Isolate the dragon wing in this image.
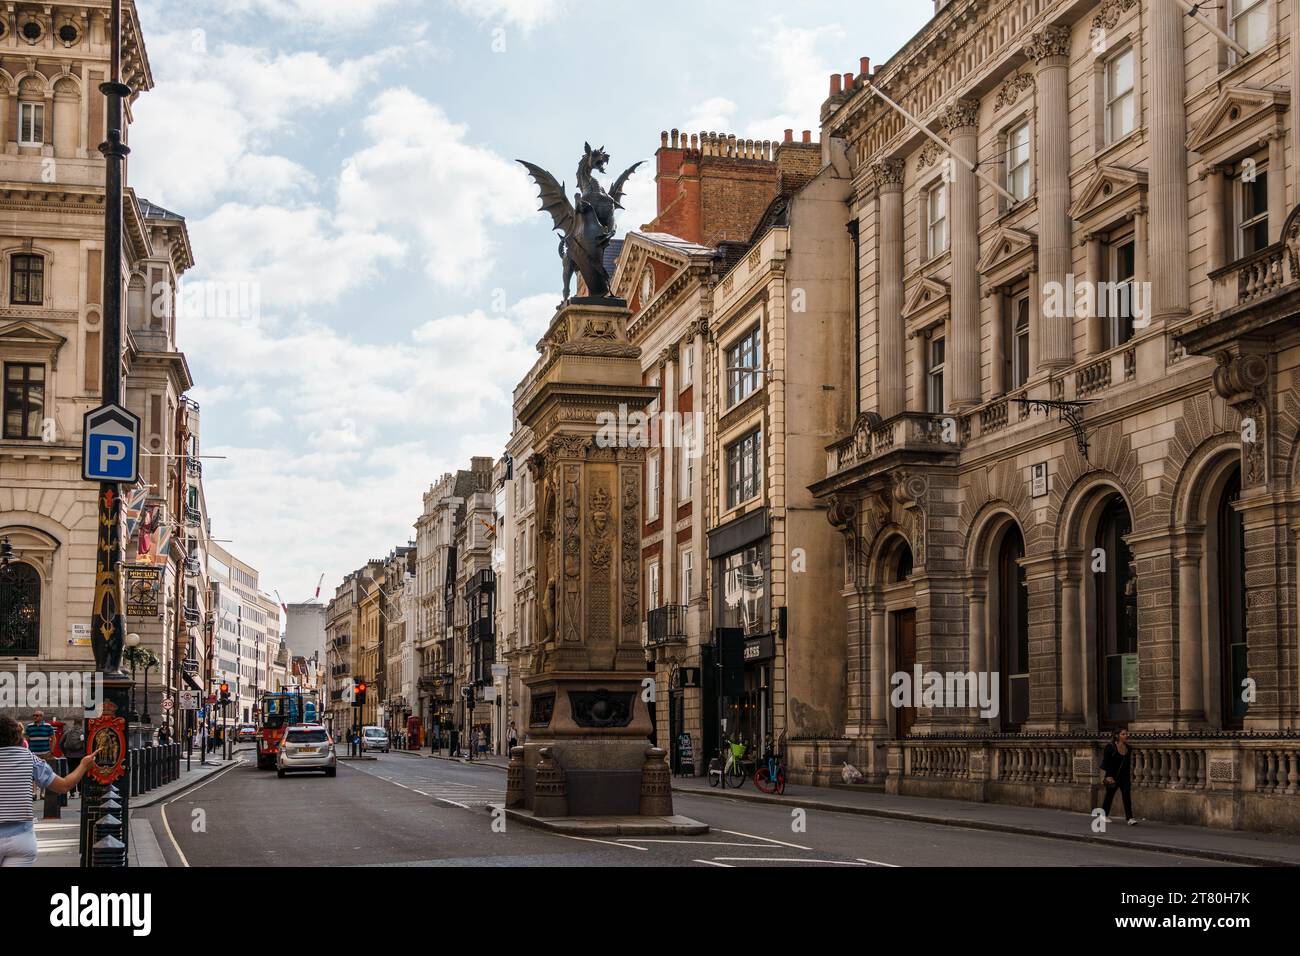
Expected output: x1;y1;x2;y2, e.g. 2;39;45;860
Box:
608;161;644;209
518;160;576;235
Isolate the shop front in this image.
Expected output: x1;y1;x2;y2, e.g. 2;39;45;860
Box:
709;509;774;757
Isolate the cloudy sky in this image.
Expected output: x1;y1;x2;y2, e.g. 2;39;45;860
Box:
129;0;931;606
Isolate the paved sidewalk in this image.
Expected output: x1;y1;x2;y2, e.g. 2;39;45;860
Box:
671;775;1300;866
33;753;239;867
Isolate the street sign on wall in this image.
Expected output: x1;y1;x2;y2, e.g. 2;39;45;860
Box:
82;403;141;483
179;691;199;711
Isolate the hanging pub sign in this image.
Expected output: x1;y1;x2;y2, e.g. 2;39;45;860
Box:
86;714;126;785
125;564;163;617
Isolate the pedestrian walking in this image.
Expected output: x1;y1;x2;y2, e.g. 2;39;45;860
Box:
449;726;460;758
158;724;172;747
0;715;99;866
1099;728;1138;826
477;727;487;756
507;721;518;752
59;720;86;799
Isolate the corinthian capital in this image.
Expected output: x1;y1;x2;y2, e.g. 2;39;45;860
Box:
940;97;980;134
1022;24;1071;64
871;158;905;190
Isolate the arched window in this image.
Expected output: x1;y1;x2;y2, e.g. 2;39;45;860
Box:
893;540;913;582
1217;468;1248;728
0;560;41;656
1095;495;1137;727
996;525;1029;730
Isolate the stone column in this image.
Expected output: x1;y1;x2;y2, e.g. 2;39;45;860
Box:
942;98;982;409
967;582;987;730
1149;0;1190;322
870;606;887;727
1133;209;1148;289
1085;235;1104;354
1058;566;1083;726
1023;25;1073;370
1175;537;1206;726
989;289;1007;396
1268;134;1286;243
911;328;930;410
875;159;906;419
1204;166;1227;273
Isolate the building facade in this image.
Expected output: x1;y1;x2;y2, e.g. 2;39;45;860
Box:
803;0;1300;830
0;2;214;730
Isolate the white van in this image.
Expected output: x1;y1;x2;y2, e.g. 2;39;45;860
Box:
361;725;389;753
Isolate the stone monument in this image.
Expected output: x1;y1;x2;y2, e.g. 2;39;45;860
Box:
509;145;698;830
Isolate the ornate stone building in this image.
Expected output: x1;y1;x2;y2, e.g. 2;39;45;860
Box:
0;3;210;729
806;0;1300;830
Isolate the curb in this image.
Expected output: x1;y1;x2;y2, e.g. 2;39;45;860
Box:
504;807;709;836
671;784;1297;867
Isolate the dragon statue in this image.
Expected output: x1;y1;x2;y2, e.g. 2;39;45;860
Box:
518;143;642;301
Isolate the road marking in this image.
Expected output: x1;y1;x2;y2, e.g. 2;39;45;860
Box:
695;859;734;867
717;828;812;850
158;757;244;868
855;857;901;867
557;834;649;851
617;839;771;847
711;857;871;865
436;798;471;809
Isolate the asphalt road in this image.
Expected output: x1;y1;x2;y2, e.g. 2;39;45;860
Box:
143;747;1236;868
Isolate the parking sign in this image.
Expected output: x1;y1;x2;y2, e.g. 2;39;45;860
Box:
82;403;141;483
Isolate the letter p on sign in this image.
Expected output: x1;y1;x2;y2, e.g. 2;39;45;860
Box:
82;403;140;484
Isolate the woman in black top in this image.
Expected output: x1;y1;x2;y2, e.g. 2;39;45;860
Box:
1100;728;1138;825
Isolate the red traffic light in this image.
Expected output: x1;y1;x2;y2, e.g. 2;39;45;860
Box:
356;681;367;694
219;681;229;695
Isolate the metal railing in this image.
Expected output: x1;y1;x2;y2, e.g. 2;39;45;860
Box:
647;604;688;646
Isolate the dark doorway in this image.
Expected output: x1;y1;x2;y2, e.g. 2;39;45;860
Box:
1095;495;1138;727
894;609;917;738
997;526;1029;730
1217;468;1248;729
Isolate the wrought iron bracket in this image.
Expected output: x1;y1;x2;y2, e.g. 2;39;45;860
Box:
1013;397;1095;458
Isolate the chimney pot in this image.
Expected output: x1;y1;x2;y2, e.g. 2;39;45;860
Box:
829;73;842;95
860;57;871;77
660;130;669;147
784;128;794;142
802;130;812;144
671;128;679;147
844;72;854;90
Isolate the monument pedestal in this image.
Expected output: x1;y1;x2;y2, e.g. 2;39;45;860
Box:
508;298;701;831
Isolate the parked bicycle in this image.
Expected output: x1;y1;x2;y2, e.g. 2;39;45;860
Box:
707;737;752;789
754;757;786;794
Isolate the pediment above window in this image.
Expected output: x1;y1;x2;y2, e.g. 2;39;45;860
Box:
1070;164;1147;234
0;319;65;367
902;275;949;326
977;225;1036;288
1187;86;1289;160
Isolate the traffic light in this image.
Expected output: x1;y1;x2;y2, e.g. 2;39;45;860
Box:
219;681;230;703
353;679;367;708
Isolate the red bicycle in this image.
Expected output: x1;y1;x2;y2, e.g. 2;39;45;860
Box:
754;759;786;794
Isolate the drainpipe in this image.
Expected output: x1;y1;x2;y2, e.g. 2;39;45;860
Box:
846;218;862;413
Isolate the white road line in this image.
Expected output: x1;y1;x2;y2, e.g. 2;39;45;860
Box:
717;828;812;850
556;834;649;850
158;758;243;868
617;839;772;847
695;859;734;867
855;857;901;867
711;857;871;865
436;798;471;809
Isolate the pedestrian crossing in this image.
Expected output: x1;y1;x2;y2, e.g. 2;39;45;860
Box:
410;781;506;809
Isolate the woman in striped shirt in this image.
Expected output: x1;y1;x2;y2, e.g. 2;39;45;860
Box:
0;715;98;866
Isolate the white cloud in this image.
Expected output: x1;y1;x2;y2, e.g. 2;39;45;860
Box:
131;35;415;210
187;293;553;598
337;87;540;291
187;203;405;311
741;20;847;140
682;96;739;136
616;166;656;237
145;0;406;32
448;0;563;31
